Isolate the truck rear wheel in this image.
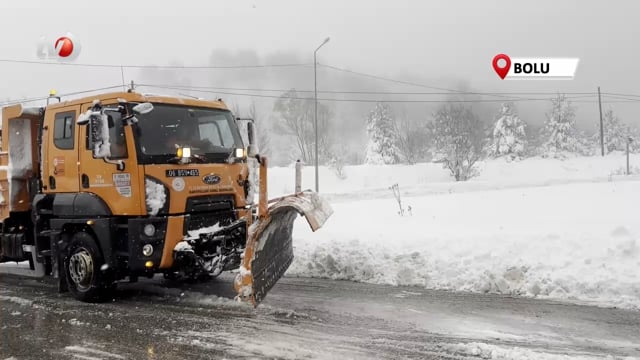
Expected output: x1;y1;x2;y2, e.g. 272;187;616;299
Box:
65;232;113;302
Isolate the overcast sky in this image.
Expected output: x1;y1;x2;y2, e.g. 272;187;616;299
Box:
1;0;639;131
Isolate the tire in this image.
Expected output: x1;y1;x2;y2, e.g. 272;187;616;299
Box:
65;231;114;302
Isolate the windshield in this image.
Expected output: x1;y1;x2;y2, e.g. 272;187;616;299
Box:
133;103;243;164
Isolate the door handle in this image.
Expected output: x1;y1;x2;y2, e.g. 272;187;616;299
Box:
48;176;56;190
81;174;89;189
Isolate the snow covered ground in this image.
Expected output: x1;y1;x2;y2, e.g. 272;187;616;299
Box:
272;153;640;309
269;152;640;199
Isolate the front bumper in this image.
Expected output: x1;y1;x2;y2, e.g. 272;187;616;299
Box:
127;208;241;273
127;217;167;272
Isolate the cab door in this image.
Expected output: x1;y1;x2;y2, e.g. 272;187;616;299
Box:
44;106;81;193
77;102;144;216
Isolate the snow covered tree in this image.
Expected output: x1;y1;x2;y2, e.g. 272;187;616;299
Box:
602;108;628;153
396;110;432;164
364;102;402;165
232;101;272;157
247;101;271;157
491;102;527;160
273;89;332;163
432;104;485;181
541;94;578;157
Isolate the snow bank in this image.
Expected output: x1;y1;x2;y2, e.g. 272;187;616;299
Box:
281;155;640;309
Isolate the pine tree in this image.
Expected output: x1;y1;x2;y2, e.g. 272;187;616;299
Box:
603;108;627;153
541;94;578;157
491;102;527;160
364;103;402;165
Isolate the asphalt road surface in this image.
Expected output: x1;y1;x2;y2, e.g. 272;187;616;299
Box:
1;274;639;359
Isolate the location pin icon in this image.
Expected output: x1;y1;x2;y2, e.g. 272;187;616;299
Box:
492;54;511;80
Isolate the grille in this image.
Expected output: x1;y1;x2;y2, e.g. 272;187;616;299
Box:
186;195;234;213
184;195;236;234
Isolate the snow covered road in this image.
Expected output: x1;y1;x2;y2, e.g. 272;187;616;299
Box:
1;274;638;359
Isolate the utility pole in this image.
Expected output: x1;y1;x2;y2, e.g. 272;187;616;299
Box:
313;37;330;193
598;86;604;156
120;66;126;91
627;135;633;175
627;139;631;175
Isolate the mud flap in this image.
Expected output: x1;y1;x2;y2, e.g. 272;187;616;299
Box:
235;191;333;306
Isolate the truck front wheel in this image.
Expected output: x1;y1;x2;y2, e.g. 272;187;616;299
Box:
65;232;114;302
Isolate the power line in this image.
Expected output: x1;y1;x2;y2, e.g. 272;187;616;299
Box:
603;92;640;99
140;83;605;97
0;85;125;107
5;57;640;99
0;58;561;100
317;64;640;103
138;84;617;104
602;94;640;102
4;57;639;101
1;84;637;108
318;63;531;100
0;58;312;69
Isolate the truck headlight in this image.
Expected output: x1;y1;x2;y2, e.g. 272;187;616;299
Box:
235;148;246;159
142;244;154;257
143;224;156;237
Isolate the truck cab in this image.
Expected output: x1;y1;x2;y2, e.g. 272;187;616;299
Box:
0;92;256;301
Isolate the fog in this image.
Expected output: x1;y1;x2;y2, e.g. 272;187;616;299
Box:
1;0;638;163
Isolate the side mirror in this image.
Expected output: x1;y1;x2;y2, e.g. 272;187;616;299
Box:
89;113;111;159
77;112;91;125
133;102;153;115
246;121;259;157
121;102;153;125
247;144;258;158
77;99;103;126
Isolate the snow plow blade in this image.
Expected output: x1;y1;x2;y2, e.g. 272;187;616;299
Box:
234;190;333;306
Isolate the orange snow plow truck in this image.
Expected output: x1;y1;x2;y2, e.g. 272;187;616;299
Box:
0;91;332;306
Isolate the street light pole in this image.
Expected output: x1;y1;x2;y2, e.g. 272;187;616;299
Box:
314;37;330;193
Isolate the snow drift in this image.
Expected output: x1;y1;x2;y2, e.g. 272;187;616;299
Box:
271;154;640;309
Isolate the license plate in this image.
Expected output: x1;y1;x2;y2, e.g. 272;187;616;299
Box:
166;169;200;177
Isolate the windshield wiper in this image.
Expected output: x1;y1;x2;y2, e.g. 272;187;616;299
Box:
190;154;207;163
